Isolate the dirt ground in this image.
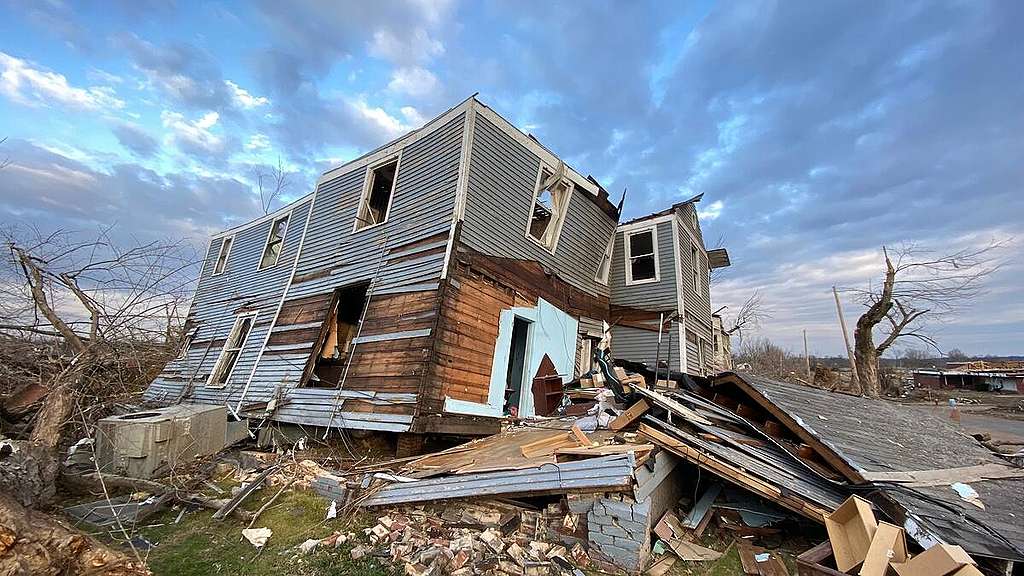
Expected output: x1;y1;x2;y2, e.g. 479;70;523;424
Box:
899;389;1024;446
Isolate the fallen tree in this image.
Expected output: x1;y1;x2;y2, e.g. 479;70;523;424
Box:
0;226;197;505
0;492;149;575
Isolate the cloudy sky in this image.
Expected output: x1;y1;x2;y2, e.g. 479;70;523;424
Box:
0;1;1020;356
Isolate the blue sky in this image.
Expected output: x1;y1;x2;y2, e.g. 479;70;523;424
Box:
0;0;1021;356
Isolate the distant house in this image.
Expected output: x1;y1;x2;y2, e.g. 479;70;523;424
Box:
144;96;728;439
914;361;1024;394
711;313;733;373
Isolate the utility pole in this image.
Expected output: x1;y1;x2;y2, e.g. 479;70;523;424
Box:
803;329;811;380
832;286;860;388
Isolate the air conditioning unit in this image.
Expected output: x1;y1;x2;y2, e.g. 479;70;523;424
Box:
94;404;247;479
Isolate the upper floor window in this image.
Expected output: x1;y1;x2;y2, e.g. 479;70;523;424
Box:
208;313;255;387
527;166;571;251
259;215;289;270
625;228;659;284
691;208;698;228
213;236;233;275
355;157;399;231
595;231;615;284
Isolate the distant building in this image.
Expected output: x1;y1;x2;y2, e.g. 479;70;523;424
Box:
913;361;1023;393
711;313;732;373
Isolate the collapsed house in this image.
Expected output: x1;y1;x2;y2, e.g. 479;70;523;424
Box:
143;96;728;440
914;362;1024;394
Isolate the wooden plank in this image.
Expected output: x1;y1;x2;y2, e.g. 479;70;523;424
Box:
633;387;713;426
520;431;575;458
570;424;593;446
609;399;650;431
555;443;655;456
861;463;1024;486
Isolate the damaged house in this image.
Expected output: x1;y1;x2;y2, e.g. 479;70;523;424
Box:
143;96;727;441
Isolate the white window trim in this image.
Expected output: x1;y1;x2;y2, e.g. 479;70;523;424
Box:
207;312;257;388
524;163;573;254
352;152;402;234
594;230;615;285
624;227;660;285
257;212;292;271
212;235;234;276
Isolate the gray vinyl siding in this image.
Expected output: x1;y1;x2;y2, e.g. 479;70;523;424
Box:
242;112;465;417
611;325;681;369
144;198;313;404
609;221;677;311
677;216;712;331
460;115;617;297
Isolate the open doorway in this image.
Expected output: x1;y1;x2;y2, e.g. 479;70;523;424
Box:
303;282;370;388
502;316;531;416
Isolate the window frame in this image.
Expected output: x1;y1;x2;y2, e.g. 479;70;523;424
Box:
524;164;573;253
353;153;402;233
176;328;197;360
624;227;660;285
212;235;234;276
206;312;257;388
594;230;616;285
257;214;291;271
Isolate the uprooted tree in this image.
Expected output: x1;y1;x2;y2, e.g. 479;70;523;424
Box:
846;241;1003;397
0;225;196;505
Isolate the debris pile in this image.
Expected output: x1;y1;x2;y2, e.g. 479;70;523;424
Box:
798;494;983;576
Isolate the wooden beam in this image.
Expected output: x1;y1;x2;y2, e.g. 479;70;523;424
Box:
609;399;650;431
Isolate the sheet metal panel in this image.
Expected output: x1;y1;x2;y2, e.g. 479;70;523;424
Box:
361;453;636;507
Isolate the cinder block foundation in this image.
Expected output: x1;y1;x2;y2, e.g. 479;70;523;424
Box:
578;451;683;573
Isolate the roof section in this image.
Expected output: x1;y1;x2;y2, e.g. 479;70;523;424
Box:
715;372;1024;561
210;95;619;240
619;193;703;227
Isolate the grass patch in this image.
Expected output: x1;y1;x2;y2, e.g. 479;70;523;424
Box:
137;489;388;576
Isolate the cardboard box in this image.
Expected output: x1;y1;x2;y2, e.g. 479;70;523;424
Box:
858;522;907;576
891;544;976;576
949;565;984;576
824;495;879;572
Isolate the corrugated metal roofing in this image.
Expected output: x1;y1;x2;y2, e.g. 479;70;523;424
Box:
361;452;636;507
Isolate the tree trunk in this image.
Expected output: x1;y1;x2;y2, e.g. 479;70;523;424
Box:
854;328;881;398
28;383;74;449
0;492;149;575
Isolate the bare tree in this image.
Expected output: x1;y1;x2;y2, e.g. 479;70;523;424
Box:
846;241;1004;397
253;155;290;214
722;290;772;345
1;225;198;451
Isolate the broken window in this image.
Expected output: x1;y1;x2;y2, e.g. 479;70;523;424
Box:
626;229;658;284
528;166;571;250
213;236;233;275
305;283;370;388
691;244;701;293
259;215;289;270
355;158;399;230
595;231;615;284
176;328;197;360
208;314;255;387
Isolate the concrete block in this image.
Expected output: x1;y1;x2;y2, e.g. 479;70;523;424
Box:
588;532;615;547
597;498;634;519
601;523;630;539
588;510;612;526
567;494;597;514
612;535;643;552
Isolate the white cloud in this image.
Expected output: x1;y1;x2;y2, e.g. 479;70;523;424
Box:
225;80;269;109
387;67;439;98
245;133;271;151
400;106;427;127
0;51;125;111
348;98;410;139
698;200;724;220
368;28;444;64
160;110;224;153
